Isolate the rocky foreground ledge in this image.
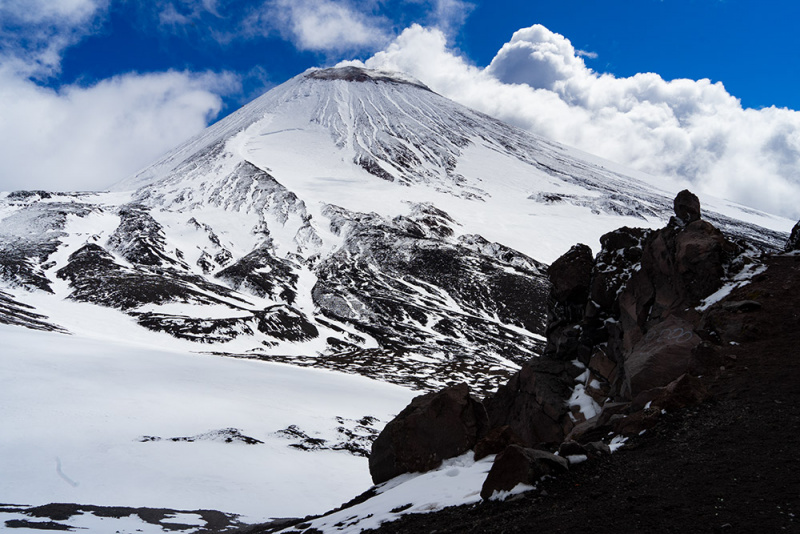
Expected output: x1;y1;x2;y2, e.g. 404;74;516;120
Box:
363;235;800;533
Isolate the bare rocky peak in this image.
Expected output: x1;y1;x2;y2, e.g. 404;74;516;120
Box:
305;66;432;92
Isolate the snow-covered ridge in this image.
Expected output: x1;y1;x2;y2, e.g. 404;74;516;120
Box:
1;66;792;395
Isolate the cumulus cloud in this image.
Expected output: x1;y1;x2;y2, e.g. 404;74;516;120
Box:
248;0;390;53
362;24;800;219
0;68;238;192
0;0;239;192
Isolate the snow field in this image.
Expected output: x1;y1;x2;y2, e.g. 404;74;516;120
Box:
0;325;415;523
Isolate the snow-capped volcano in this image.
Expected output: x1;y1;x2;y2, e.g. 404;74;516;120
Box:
1;65;797;530
0;66;792;394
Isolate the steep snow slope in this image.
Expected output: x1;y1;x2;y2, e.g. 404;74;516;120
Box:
0;66;793;395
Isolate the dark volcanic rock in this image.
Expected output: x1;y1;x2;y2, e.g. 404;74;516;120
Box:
473;425;525;461
673;189;701;224
622;315;701;397
631;373;710;413
107;204;184;267
547;243;594;305
255;305;318;341
0;289;67;333
479;445;568;500
544;243;595;361
56;243;251;311
369;383;489;484
786;220;800;252
483;359;575;448
215;247;299;304
312;204;549;395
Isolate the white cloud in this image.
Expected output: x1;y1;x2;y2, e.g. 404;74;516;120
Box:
362;24;800;219
427;0;474;35
0;0;239;193
249;0;390;53
0;0;109;77
156;0;221;27
0;68;238;192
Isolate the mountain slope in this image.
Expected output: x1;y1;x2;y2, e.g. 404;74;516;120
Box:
0;66;792;395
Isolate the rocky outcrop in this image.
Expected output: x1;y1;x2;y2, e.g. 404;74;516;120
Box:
483;359;576;448
369;383;489;484
673;189;701;224
786;220;800;252
546;191;743;401
479;445;568;500
370;191;760;500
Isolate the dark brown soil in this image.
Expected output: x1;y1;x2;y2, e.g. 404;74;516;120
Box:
365;253;800;533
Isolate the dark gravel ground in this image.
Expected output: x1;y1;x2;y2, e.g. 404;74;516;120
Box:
363;253;800;534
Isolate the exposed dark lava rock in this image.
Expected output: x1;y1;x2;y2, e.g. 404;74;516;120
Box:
306;66;433;93
3;503;243;533
56;243;249;311
215;247;298;304
622;314;701;397
479;445;568;500
473;425;525;461
0;289;67;333
255;305;318;341
369;383;489;484
547;243;594;305
360;191;774;532
363;253;800;534
107;203;184;267
786;219;800;252
311;204;549;394
483;359;575;448
673;188;701;224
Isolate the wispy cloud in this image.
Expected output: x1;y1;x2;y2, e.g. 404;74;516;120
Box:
0;0;109;77
427;0;474;36
577;49;598;59
248;0;391;53
362;24;800;219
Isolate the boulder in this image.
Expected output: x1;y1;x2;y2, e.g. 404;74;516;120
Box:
483;359;574;448
544;244;596;361
623;315;701;397
631;373;710;412
548;243;594;304
368;383;488;484
473;425;525;461
480;445;568;500
558;440;611;458
786;220;800;252
673;189;701;224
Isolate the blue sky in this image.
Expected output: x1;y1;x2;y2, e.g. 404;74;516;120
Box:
52;0;800;113
1;0;799;218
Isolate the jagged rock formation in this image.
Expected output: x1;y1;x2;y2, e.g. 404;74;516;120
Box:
787;220;800;252
369;383;489;484
369;190;763;496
